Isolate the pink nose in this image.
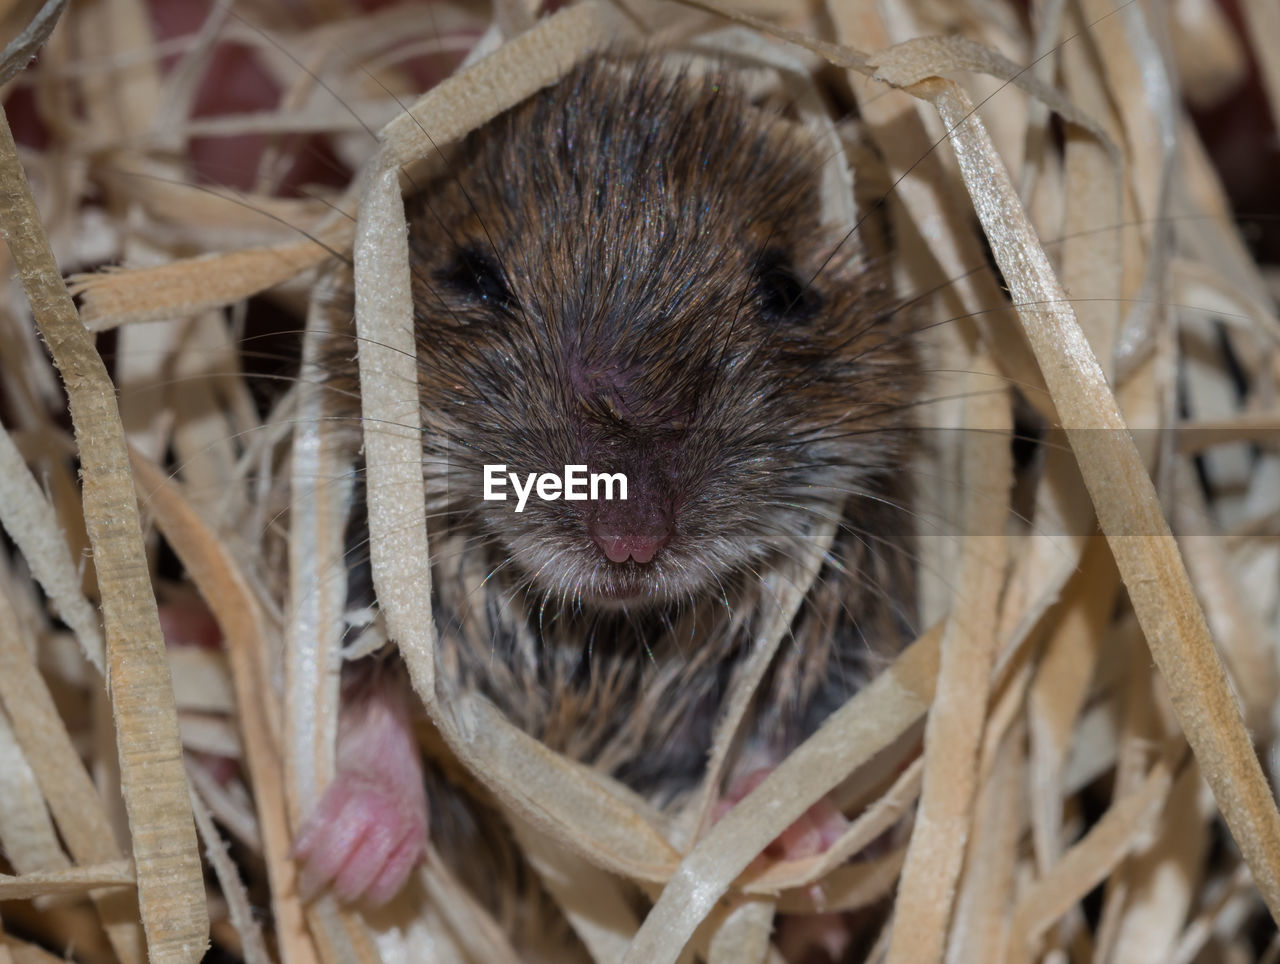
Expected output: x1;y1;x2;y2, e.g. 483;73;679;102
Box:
590;524;672;564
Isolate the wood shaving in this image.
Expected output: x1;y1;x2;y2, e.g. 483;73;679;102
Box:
1;0;1279;960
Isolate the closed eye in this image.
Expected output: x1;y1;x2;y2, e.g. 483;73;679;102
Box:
755;248;821;322
439;245;516;310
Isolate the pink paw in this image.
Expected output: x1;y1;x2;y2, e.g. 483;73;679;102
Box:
716;768;855;957
715;767;847;861
294;685;428;906
716;767;854;962
294;774;426;905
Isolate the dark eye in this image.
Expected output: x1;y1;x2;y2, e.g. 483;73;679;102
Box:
755;248;821;322
439;245;516;309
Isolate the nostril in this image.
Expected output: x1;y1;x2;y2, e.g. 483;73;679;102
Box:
583;453;676;566
590;522;672;565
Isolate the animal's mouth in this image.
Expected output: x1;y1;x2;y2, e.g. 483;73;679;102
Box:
551;533;719;609
577;561;683;607
588;568;670;604
488;511;738;611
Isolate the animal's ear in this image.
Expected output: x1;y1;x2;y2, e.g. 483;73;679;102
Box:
754;248;822;323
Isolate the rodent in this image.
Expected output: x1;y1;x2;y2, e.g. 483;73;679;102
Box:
294;50;921;938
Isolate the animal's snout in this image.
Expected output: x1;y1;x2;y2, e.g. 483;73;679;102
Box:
589;519;673;564
584;458;675;565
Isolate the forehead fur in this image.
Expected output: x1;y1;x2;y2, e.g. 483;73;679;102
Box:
460;54;824;243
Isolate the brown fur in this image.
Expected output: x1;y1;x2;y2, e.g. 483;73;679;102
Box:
321;51;918;945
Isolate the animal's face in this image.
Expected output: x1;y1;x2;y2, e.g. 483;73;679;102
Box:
403;57;918;607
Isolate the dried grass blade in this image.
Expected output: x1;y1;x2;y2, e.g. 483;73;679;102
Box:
0;0;65;87
1172;0;1247;107
1169;864;1255;964
75;0;159;142
946;719;1024;963
742;756;923;894
1239;0;1280;135
623;624;940;964
707;900;774;964
772;850;905;914
168;648;235;714
1103;764;1211;964
681;519;836;849
0;112;207;963
867;35;1113;152
514;820;639;964
0;587;144;963
285;293;352;815
70;238;345;331
355;86;677;896
0;424;104;672
1027;537;1117;871
0;863;135;901
834;0;1051;418
189;788;271;964
379;1;614;168
1175;413;1280;453
0;935;67;964
449;692;680;880
1006;755;1175;958
128;451;320;964
1174;461;1280;730
186;758;260;852
0;711;68;874
416;849;523;964
886;357;1011;964
917;75;1280;926
354;163;437;700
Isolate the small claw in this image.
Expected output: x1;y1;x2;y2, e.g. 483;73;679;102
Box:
365;830;428;906
333;827;399;903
